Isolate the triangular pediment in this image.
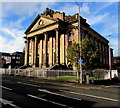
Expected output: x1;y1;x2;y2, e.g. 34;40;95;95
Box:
25;15;58;34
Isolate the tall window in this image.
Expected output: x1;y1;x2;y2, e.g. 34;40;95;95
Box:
68;30;73;42
80;31;84;41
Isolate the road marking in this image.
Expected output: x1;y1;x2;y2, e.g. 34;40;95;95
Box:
38;89;82;101
0;98;21;108
0;85;12;91
60;90;120;102
17;82;41;87
27;94;73;108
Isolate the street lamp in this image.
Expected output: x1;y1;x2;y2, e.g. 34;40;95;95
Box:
108;35;112;79
74;0;83;84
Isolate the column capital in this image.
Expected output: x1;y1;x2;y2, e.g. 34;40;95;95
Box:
43;32;48;35
55;28;59;32
34;35;38;39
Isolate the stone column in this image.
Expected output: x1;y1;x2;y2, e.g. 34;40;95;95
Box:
63;34;65;65
33;36;38;67
24;38;29;65
31;39;35;65
39;39;43;67
55;29;59;64
43;32;48;67
49;36;53;67
53;37;55;65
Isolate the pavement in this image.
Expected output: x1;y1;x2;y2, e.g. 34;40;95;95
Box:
11;75;120;90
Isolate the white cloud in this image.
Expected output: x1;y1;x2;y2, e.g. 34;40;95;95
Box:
110;37;118;56
81;3;90;14
2;2;39;17
87;13;108;25
2;28;16;38
0;28;25;53
56;2;90;16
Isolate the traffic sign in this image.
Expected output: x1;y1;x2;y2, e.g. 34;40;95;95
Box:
78;60;83;64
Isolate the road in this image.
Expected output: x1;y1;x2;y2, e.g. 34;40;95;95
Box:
1;75;120;108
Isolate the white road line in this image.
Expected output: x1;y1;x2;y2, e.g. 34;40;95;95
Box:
60;90;120;102
17;82;41;87
27;94;73;108
38;89;82;101
0;85;12;91
0;98;21;108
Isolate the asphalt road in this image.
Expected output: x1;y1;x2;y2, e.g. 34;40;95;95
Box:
1;75;120;108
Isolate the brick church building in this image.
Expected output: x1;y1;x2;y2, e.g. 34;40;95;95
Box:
24;8;110;69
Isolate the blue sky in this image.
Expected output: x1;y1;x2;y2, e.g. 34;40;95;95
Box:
0;0;119;56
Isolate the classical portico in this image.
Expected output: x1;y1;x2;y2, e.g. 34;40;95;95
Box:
24;27;64;68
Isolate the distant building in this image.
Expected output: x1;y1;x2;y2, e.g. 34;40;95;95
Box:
24;8;111;69
113;56;120;70
0;52;24;68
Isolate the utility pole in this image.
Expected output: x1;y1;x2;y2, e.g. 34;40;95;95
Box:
74;0;82;84
108;35;112;79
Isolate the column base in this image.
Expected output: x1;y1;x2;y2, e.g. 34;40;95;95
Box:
32;64;36;68
42;63;47;68
39;64;43;68
49;63;53;67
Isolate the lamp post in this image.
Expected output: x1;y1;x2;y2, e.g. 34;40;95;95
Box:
108;35;112;79
74;0;82;84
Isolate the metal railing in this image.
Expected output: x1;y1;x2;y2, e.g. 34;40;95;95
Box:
0;68;118;82
1;69;79;82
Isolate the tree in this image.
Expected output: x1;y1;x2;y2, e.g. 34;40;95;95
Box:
67;42;80;70
81;38;99;70
67;38;99;70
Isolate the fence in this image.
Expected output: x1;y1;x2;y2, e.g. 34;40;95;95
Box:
0;69;79;82
0;68;119;82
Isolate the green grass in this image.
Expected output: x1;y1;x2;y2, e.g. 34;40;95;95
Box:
48;75;77;80
48;76;102;81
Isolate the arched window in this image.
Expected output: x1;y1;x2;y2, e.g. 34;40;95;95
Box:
68;30;73;42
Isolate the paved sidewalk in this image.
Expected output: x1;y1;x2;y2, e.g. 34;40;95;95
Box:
7;75;120;90
2;75;120;90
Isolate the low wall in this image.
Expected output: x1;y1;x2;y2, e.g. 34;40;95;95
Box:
94;70;118;80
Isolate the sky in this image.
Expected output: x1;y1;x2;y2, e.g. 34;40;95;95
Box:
0;0;119;57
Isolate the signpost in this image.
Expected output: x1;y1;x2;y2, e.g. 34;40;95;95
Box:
78;60;83;65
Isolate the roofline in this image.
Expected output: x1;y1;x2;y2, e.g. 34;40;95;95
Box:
25;14;40;34
25;14;59;34
89;27;109;43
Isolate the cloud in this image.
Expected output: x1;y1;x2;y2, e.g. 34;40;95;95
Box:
87;13;108;25
81;3;90;14
54;2;90;16
110;37;118;56
0;28;25;53
2;28;16;38
2;2;39;17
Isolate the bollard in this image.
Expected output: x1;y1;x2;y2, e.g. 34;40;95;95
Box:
86;75;89;84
